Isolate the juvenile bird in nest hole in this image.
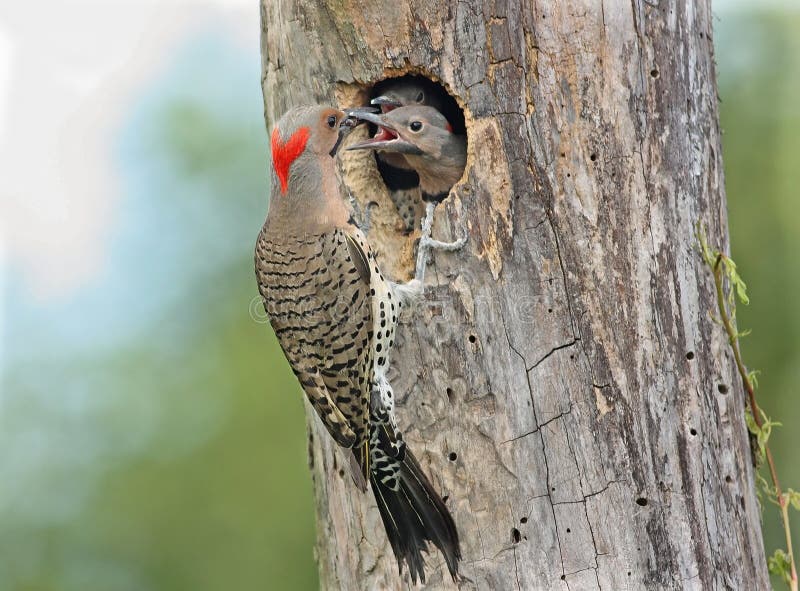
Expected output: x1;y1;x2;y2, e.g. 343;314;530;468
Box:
367;78;462;236
348;103;468;284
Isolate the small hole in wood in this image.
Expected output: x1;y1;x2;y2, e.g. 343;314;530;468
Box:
566;528;571;533
442;495;449;502
468;334;477;344
725;475;733;484
590;153;597;162
686;351;695;360
338;469;345;478
560;575;566;581
520;517;528;524
547;308;553;313
511;528;521;543
650;68;659;78
690;428;697;436
627;572;632;577
449;452;458;462
551;487;556;492
717;383;729;394
635;497;648;507
446;387;454;403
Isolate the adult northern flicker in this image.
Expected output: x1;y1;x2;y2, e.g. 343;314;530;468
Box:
254;105;460;583
347;105;467;283
368;79;447;233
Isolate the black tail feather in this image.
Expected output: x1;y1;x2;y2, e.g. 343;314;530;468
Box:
370;449;461;584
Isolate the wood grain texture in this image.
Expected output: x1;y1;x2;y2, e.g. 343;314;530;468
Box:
260;1;770;589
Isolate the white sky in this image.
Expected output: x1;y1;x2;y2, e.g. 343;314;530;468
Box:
0;1;256;301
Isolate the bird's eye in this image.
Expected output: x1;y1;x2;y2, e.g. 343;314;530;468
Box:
326;115;337;128
409;121;423;132
415;91;424;103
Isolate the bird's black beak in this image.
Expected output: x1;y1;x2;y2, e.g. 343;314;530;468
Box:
330;108;377;157
370;95;403;113
343;111;386;129
345;111;424;156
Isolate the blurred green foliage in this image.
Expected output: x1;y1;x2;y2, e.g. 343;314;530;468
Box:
717;10;800;583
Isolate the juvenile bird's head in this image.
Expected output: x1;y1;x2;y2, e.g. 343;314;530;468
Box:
371;80;443;114
269;105;357;196
347;106;466;197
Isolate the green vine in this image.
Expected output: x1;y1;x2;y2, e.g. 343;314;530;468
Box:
697;224;797;590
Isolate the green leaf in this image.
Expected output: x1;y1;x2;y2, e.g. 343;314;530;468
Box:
735;282;750;305
787;489;800;511
745;410;758;438
694;223;716;268
745;410;782;466
759;416;782;454
756;473;773;499
768;549;792;585
722;256;750;305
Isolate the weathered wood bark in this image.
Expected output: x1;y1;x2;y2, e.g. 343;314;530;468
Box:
261;1;770;589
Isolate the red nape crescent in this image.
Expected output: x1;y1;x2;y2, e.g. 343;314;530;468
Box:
271;126;310;194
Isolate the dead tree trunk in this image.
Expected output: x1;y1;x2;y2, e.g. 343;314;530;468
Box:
261;1;770;589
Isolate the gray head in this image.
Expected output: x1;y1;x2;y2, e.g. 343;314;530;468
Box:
347;105;466;195
371;79;444;113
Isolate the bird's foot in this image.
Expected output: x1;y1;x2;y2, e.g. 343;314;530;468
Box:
414;203;467;285
419;232;468;252
348;188;378;234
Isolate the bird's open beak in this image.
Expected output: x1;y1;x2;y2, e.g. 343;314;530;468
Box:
345;112;424;156
330;108;377;157
370;95;403;113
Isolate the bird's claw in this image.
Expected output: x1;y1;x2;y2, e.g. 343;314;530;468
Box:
413;203;467;285
347;187;377;234
419;232;467;253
